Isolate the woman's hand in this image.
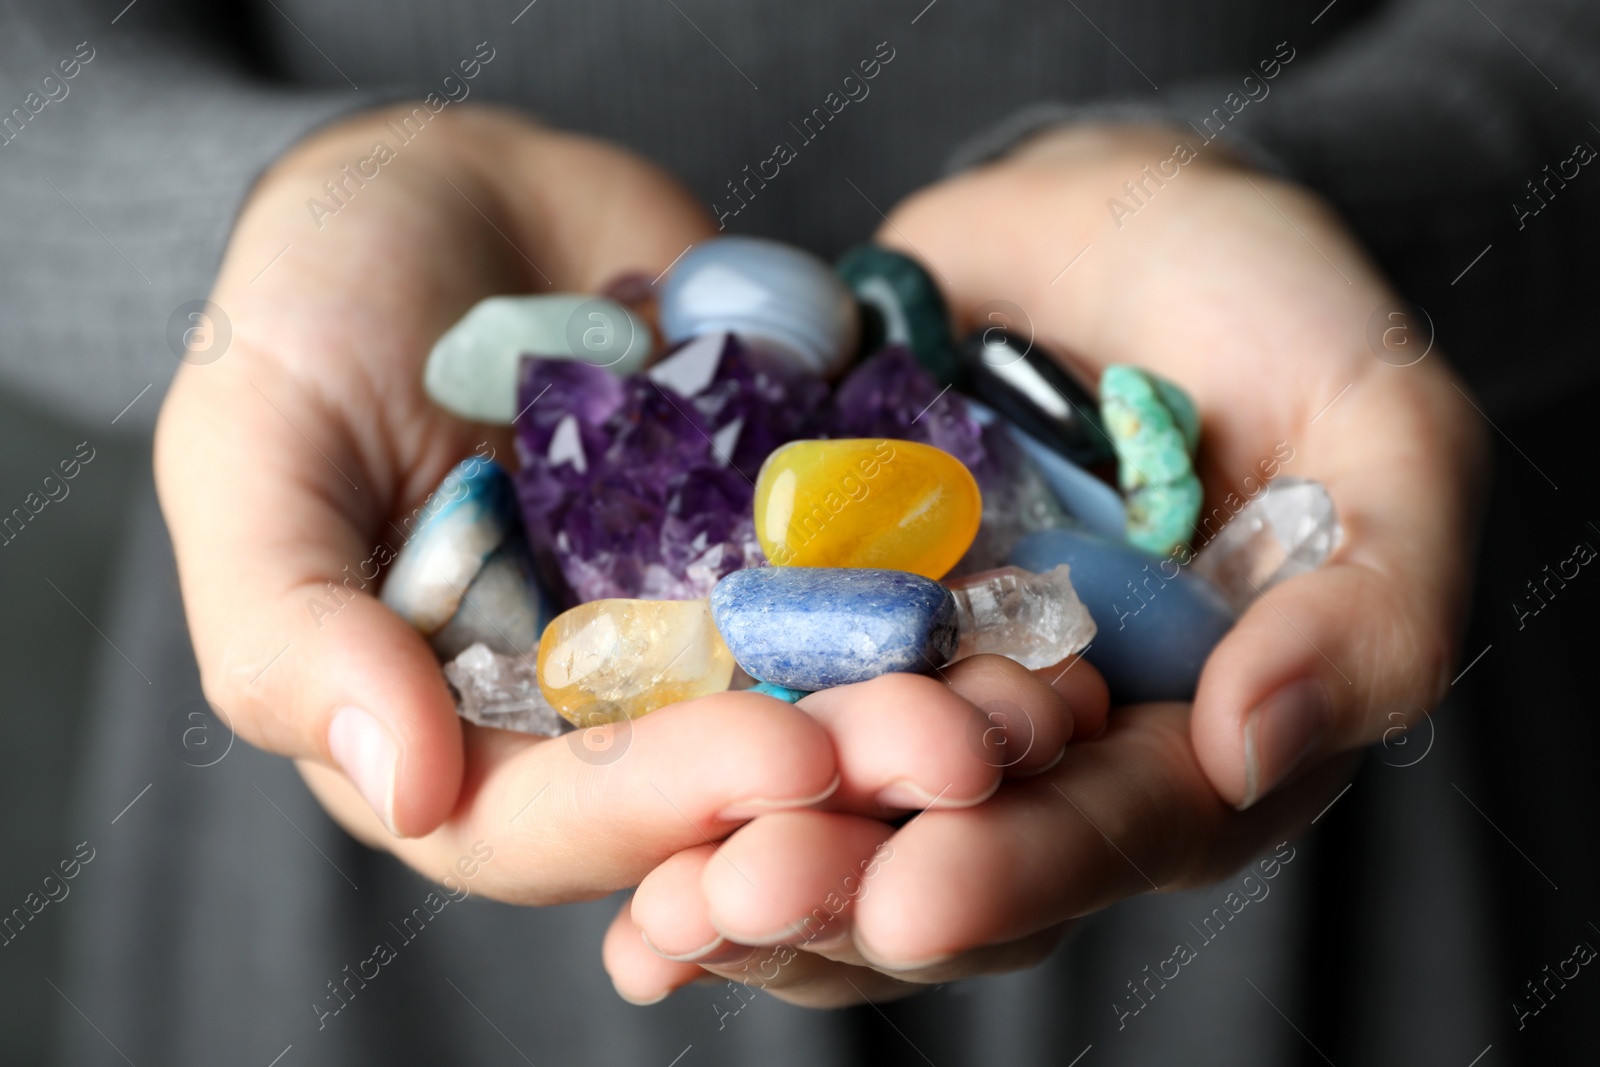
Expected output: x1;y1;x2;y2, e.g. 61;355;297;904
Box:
604;124;1488;1005
155;105;856;901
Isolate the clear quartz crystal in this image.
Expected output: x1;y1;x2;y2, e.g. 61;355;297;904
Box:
1190;476;1343;613
946;564;1097;670
444;643;568;736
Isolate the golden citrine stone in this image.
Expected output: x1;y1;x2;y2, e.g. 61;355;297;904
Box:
536;598;735;725
753;439;982;579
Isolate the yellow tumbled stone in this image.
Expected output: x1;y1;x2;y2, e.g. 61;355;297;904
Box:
754;439;981;579
536;598;734;725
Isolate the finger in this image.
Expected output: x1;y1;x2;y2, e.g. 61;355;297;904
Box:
158;360;472;838
299;690;840;903
798;656;1095;817
699;812;894;948
943;653;1104;775
603;896;706;1006
850;703;1351;970
1190;372;1484;808
697;942;920;1009
631;845;728;961
798;674;1003;814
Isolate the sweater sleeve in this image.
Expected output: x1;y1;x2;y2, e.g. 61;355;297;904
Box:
949;0;1600;414
0;1;377;429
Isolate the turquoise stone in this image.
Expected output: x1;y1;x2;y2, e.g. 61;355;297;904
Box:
1100;365;1203;556
748;680;813;703
711;567;958;690
1009;528;1234;703
1126;475;1203;556
425;295;651;423
1100;365;1195;488
659;237;858;377
835;244;957;384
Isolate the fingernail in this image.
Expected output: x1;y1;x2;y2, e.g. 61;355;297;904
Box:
717;773;840;821
1013;744;1067;779
1240;680;1330;810
644;932;745;964
328;706;399;834
875;778;998;811
613;982;668;1007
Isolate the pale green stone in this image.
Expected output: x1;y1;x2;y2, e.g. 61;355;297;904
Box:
425;295;651;423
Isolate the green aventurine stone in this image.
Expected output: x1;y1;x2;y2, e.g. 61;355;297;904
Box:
836;244;958;385
425;294;651;424
1126;475;1203;556
1101;364;1203;556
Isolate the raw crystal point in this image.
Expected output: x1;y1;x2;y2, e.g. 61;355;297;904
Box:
537;598;735;725
425;295;651;423
1190;476;1342;613
444;643;568;736
946;564;1097;670
711;567;958;691
381;456;518;635
659;237;859;377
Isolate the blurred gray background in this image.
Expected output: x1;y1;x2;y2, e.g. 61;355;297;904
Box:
0;393;142;1062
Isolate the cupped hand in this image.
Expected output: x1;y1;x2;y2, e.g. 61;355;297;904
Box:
605;124;1488;1005
154;105;857;900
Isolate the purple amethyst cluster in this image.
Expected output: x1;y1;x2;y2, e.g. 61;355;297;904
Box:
513;336;1037;606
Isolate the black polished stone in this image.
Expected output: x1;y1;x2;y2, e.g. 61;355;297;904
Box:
959;328;1113;467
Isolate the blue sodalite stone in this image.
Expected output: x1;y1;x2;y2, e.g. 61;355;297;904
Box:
711;567;958;690
1008;529;1235;703
660;237;858;378
381;457;550;652
748;681;814;704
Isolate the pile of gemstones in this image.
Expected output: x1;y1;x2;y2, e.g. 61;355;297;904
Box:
382;237;1341;734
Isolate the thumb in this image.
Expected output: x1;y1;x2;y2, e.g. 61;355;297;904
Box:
1189;370;1488;808
156;363;468;837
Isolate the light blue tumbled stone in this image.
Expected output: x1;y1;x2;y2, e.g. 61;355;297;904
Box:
1005;423;1127;540
1008;528;1235;703
381;457;519;635
710;567;958;690
748;680;814;703
660;237;858;377
425;295;651;423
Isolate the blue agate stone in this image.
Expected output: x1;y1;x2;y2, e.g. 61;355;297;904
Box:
1008;529;1235;703
660;237;858;378
996;417;1127;541
711;567;958;690
381;457;550;656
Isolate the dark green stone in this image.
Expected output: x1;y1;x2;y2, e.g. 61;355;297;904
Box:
836;244;958;384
